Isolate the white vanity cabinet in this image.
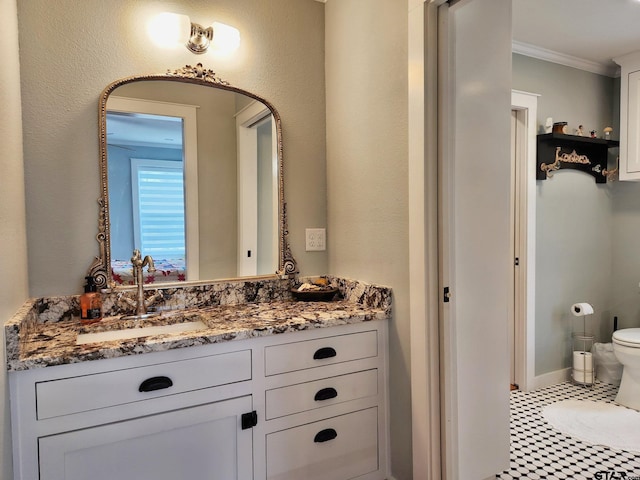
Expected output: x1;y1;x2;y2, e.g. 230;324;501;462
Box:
10;343;255;480
9;321;389;480
256;327;389;480
38;396;253;480
615;51;640;180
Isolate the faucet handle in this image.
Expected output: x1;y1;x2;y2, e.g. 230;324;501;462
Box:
131;249;142;264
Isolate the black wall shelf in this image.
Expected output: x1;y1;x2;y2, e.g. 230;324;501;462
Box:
537;133;619;184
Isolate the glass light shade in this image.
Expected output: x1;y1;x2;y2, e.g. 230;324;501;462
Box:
147;12;191;49
211;22;241;55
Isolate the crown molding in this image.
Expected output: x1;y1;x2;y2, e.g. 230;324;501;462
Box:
512;40;620;78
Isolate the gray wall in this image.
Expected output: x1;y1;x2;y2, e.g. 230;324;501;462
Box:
0;1;30;477
513;54;617;375
610;181;640;330
512;54;615;136
325;0;411;478
607;60;640;332
17;0;327;296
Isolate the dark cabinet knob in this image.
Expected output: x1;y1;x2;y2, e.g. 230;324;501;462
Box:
138;376;173;392
314;387;338;401
313;347;337;360
314;428;338;443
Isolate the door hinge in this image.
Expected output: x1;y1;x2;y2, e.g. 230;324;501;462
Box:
443;286;451;303
241;411;258;430
514;257;520;266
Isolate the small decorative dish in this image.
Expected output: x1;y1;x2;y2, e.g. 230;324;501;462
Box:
290;285;339;302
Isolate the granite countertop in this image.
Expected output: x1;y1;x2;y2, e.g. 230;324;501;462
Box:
5;277;392;371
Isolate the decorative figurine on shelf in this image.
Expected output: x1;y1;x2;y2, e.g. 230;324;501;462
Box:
545;117;553;134
603;126;613;140
552;122;568;134
576;125;584;136
590;130;597;138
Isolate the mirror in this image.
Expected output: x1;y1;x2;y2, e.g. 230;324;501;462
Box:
87;64;297;288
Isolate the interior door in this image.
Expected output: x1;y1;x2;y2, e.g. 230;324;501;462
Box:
438;0;512;478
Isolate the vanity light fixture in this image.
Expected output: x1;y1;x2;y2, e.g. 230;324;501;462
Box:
147;12;240;55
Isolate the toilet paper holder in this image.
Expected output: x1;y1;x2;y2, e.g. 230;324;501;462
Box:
570;302;595;386
571;302;594;316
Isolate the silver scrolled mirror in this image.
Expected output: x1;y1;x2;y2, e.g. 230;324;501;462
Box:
87;64;297;288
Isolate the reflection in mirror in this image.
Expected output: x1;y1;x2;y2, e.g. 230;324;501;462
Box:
87;65;296;288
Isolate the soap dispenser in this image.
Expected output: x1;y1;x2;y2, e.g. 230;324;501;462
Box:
80;276;102;324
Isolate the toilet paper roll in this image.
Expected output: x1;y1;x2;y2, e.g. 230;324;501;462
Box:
571;303;594;316
573;368;595;385
573;351;593;371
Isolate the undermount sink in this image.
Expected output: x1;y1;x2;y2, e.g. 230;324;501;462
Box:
76;320;208;345
118;312;161;321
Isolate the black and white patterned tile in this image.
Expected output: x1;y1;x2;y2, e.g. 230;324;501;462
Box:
497;381;640;479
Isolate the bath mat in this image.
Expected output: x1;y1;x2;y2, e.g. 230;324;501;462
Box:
542;399;640;453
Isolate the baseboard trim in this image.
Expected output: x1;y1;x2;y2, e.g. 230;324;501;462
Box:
530;367;571;390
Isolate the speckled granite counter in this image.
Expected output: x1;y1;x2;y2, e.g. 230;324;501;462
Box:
5;276;392;371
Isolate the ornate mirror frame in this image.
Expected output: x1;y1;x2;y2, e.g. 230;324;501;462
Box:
87;63;297;289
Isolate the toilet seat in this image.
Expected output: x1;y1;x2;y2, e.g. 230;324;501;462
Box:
613;328;640;348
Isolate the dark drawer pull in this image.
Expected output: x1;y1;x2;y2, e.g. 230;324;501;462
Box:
314;428;338;443
314;387;338;401
313;347;337;360
139;376;173;392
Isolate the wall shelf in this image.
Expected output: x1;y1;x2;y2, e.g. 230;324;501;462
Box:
537;133;619;184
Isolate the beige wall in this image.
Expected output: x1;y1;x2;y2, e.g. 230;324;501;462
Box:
17;0;327;296
0;0;30;477
325;0;411;478
11;3;416;479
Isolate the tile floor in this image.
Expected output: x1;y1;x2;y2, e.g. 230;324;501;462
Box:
497;381;640;479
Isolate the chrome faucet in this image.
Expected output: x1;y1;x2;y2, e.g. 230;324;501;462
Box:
131;249;156;315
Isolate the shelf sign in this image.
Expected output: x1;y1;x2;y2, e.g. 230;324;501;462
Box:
536;133;618;184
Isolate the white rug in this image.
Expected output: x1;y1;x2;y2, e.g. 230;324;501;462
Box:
542;399;640;453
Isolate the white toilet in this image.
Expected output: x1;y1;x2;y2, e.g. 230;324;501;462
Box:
612;328;640;410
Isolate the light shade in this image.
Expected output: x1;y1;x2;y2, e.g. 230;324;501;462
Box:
147;13;240;55
211;22;241;55
147;13;191;50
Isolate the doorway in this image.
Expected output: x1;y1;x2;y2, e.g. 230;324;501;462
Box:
235;100;278;277
511;90;539;392
409;2;528;479
510;108;521;389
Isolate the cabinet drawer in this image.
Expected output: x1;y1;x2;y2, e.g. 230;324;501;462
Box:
264;330;377;376
265;369;377;420
36;350;251;419
266;407;378;480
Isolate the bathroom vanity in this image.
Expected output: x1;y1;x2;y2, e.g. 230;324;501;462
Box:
3;63;393;480
5;277;391;480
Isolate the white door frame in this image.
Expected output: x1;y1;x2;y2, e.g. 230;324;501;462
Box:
511;90;539;392
409;1;445;479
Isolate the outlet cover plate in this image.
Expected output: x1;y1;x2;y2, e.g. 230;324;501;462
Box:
305;228;326;251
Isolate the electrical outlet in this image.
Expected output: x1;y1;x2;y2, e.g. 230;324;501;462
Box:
305;228;326;251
